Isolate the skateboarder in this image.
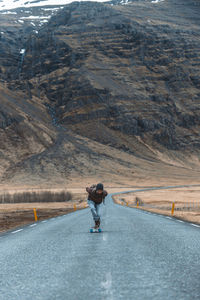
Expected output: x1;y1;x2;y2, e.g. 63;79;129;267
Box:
86;183;108;229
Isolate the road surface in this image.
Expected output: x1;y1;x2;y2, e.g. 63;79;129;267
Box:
1;193;200;299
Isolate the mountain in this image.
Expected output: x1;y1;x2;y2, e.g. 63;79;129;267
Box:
0;0;108;11
0;0;200;187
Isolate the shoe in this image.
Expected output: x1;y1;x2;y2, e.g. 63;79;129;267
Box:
95;220;100;229
93;221;98;229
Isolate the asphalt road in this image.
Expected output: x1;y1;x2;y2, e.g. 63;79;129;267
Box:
1;193;200;300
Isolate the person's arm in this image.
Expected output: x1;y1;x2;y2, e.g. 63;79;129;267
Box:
86;187;91;193
103;190;108;205
86;185;96;193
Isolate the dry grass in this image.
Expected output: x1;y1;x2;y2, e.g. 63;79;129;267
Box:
113;187;200;225
0;191;88;233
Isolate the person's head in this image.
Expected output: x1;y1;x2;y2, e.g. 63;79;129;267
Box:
96;183;103;194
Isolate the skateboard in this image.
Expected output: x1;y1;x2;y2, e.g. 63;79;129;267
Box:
90;228;102;233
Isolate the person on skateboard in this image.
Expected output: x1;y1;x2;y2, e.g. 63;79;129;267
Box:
86;183;108;229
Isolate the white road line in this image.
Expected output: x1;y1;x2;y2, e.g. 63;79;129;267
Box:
29;224;37;227
191;224;200;228
177;220;184;223
12;229;23;234
102;234;107;241
101;272;113;300
166;217;172;219
42;220;47;223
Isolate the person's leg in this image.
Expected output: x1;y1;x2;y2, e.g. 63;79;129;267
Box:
87;200;99;222
95;203;101;227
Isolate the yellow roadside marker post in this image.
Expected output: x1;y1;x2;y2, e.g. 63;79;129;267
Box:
33;208;38;222
74;204;77;211
137;201;139;208
171;202;175;216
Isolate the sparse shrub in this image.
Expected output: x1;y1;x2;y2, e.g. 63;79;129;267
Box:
0;190;73;203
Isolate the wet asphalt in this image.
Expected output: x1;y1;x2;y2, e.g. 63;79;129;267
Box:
0;194;200;300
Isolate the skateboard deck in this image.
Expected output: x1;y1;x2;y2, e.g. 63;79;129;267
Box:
90;228;102;233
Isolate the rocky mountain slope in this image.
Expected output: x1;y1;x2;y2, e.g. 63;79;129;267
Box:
0;0;200;187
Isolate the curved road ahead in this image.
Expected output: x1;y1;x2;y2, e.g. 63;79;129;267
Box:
1;193;200;299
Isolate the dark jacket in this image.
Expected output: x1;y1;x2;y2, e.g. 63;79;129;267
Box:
86;186;108;204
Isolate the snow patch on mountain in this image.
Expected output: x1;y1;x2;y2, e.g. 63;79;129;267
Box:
20;15;51;19
0;0;108;11
151;0;165;3
20;48;26;54
120;0;131;5
1;11;17;14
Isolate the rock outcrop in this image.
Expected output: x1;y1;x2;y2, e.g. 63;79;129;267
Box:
17;0;200;152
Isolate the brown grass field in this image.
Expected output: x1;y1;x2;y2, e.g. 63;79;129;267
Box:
113;187;200;225
0;192;88;233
